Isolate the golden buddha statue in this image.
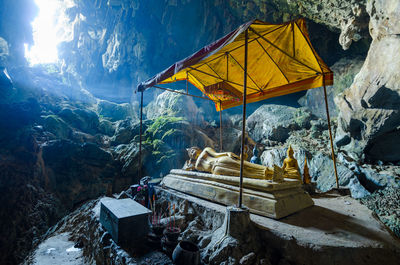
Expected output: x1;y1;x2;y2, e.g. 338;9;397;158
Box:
184;147;274;180
281;146;301;180
303;157;311;184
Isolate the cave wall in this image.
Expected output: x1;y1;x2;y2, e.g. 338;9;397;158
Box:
2;0;400;263
0;0;37;66
335;0;400;162
57;0;248;102
57;0;371;103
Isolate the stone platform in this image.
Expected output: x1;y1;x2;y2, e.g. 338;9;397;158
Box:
161;169;314;219
157;188;400;265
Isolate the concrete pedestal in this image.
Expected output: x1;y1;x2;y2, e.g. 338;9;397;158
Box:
222;206;251;239
162;169;314;219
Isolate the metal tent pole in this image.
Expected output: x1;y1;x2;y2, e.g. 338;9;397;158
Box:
186;72;189;94
323;77;339;189
238;29;248;208
219;101;223;152
139;90;144;180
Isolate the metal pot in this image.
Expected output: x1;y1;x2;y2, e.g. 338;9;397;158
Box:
172;240;200;265
163;227;181;242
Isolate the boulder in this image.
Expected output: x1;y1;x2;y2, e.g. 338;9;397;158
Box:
58;107;100;135
358;165;400;190
145;91;204;125
113;142;142;178
111;119;139;145
97;99;137;122
42;115;72;139
98;119;115;136
246;104;314;144
309;153;370;198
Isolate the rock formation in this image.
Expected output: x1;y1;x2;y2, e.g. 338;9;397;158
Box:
335;0;400;162
1;0;400;263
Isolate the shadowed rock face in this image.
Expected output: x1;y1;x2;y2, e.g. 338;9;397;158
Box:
0;0;37;66
299;57;365;118
247;104;315;144
335;0;400;162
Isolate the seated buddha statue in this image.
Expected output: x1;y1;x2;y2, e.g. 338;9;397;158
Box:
281;146;301;180
183;147;274;180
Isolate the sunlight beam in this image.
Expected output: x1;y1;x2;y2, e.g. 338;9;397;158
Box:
25;0;63;65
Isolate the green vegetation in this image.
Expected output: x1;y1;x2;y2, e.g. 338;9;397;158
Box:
146;116;184;138
334;72;355;95
144;115;186;168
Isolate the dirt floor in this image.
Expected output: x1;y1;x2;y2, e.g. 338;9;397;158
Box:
27;233;86;265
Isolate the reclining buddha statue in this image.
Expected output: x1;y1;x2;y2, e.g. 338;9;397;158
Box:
183;147;274;180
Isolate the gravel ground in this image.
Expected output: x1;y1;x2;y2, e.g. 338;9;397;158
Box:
360;187;400;237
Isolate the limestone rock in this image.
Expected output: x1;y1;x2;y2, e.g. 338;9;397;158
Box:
261;147;307;176
113;142;143;178
0;0;37;66
98;119;115;136
0;98;40;132
142;116;214;176
299;57;364;118
0;68;13;101
261;147;370;198
246;104;315;144
280;0;369;50
145;91;203;125
202;207;262;265
42;115;72;139
111;119;138;145
358;164;400;190
58;107;100;135
97;99;137;122
335;0;400;162
42;140;117;208
310;153;370;198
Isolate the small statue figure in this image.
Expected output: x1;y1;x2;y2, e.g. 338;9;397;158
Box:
242;145;249;161
281;146;301;180
183;147;274;180
303;157;311;184
250;145;260;164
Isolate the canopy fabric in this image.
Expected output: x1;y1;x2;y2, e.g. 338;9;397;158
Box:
137;18;333;111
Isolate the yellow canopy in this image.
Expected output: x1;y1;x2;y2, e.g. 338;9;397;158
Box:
138;18;333;111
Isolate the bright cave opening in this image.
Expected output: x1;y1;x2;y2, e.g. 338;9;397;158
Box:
24;0;71;65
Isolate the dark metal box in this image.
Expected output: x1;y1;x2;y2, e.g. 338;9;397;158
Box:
100;198;151;246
